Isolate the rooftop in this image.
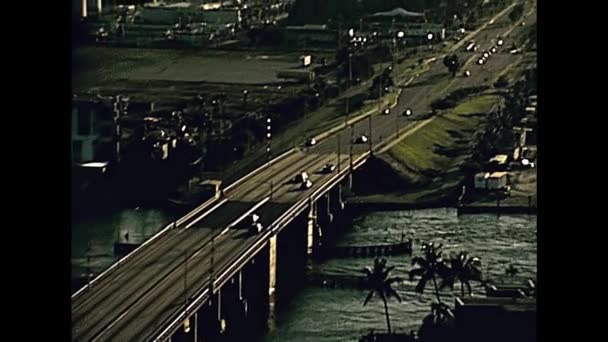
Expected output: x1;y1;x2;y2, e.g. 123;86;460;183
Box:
489;154;508;164
490;172;508;178
456;296;536;312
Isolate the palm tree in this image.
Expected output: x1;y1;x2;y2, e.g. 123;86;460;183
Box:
439;251;483;297
409;242;446;303
362;257;403;334
418;302;455;342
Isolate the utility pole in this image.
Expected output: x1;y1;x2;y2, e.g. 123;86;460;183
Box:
337;134;341;172
209;238;215;299
184;248;189;310
346;53;353;122
368;114;373;154
350;125;354;171
378;79;382;112
396;111;400;138
266;117;272;165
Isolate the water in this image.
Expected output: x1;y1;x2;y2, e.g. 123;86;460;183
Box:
262;208;537;341
71;206;173;279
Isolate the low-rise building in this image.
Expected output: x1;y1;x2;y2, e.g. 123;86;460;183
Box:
474;172;509;191
71;95;116;164
454;296;536;342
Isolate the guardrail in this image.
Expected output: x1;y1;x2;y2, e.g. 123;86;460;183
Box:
71;194;224;300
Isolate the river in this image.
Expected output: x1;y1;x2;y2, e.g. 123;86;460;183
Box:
262;208;537;341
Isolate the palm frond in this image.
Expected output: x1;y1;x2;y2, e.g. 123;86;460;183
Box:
409;267;425;280
415;276;429;294
387;276;404;285
386;287;402;303
363;290;375;306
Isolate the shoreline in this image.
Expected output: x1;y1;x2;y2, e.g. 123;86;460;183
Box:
346;198;537;215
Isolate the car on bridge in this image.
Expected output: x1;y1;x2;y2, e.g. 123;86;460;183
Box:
294;172;309;183
465;41;478;52
322;163;336;173
306;138;317;146
249;222;264;235
356;135;368;143
301;179;313;189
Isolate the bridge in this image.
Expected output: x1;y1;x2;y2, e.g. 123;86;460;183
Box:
71;4;534;341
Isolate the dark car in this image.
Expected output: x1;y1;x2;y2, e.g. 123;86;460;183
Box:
323;163;336;173
356;135;369;143
301;179;313;189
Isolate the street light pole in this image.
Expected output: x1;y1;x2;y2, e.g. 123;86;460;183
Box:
350;125;354;172
337;134;341;172
396;112;399;138
368;113;373;154
86;241;92;287
266;117;272;165
184;248;188;309
346;53;353;121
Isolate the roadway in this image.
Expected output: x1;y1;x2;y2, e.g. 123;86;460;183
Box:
72;4;536;341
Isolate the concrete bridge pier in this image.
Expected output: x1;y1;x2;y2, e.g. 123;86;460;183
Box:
316;196;330;229
330;184;345;212
274;211;308;310
170;311;199;342
216;274;248;340
307;198;320;255
242;245;271;333
174;247;271;342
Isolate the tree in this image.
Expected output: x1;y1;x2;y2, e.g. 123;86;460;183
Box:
409;242;447;303
418;302;455;342
439;252;483;297
362;257;403;334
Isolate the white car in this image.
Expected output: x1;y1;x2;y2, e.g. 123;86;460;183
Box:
294;172;309;183
403;108;413;116
497;39;504;46
483;52;489;58
477;58;485;65
356;135;369;143
491;47;497;53
383;108;390;115
464;70;471;77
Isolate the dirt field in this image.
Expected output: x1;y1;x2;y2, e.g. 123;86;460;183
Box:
72;47;332;90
